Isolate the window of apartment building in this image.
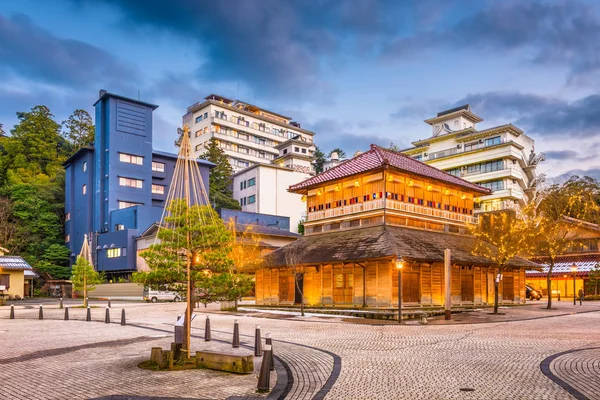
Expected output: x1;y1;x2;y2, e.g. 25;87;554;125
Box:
195;144;203;151
65;212;70;221
464;141;479;152
0;274;10;289
152;161;165;172
238;132;248;141
107;248;121;258
258;151;266;158
195;130;202;137
115;224;125;231
119;153;144;165
204;112;208;119
215;111;227;120
65;234;70;243
248;195;256;204
454;120;459;127
413;155;422;161
118;201;142;209
152;184;165;195
195;115;203;123
301;148;307;154
240;180;247;190
294;147;300;152
119;177;143;189
82;184;87;195
446;168;461;177
283;149;288;155
83;161;87;172
479;179;504;191
240;197;247;206
238;146;249;154
248;178;256;187
485;136;501;147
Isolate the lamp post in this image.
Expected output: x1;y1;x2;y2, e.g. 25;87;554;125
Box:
571;264;577;306
395;257;404;324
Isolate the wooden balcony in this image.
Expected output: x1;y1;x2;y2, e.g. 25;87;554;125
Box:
307;198;477;225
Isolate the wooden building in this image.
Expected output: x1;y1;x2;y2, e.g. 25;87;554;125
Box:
258;145;538;307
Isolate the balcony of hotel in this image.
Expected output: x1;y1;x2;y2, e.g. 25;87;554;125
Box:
306;198;478;225
211;113;312;144
211;129;280;155
417;138;524;165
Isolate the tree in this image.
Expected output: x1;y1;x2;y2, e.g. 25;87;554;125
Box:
531;176;600;309
284;245;305;316
71;256;103;307
588;264;600;295
388;142;401;152
313;146;326;174
62;109;95;151
135;201;234;358
328;148;346;159
0;123;4;135
468;210;536;314
198;138;240;211
297;221;305;235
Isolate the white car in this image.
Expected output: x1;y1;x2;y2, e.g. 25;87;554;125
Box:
143;287;182;303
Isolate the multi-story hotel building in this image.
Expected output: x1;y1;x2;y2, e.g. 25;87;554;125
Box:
402;105;544;213
256;145;538;308
182;94;316;173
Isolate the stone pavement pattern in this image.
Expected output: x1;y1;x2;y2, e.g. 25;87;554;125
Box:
1;300;600;399
550;347;600;400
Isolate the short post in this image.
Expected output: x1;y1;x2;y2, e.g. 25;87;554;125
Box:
10;304;14;319
64;306;69;321
86;306;91;322
120;308;126;326
444;249;452;320
38;305;43;320
265;333;274;371
174;315;184;345
420;314;428;325
232;319;240;348
105;306;110;323
59;297;63;309
254;325;262;357
204;315;211;341
257;344;272;392
108;298;111;308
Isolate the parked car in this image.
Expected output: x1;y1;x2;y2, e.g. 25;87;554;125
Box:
143;286;182;303
526;285;542;300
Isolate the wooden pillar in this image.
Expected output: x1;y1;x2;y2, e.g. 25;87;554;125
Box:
320;264;324;306
444;249;451;320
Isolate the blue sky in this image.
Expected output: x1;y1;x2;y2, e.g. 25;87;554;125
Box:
2;0;600;180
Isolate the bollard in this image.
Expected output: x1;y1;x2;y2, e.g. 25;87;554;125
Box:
420;314;428;325
10;304;14;319
64;306;69;321
265;333;275;371
59;297;63;309
108;298;111;308
38;305;43;320
204;315;211;341
232;319;240;348
121;308;126;326
86;306;91;322
254;325;262;357
105;306;110;323
257;344;272;392
558;292;561;301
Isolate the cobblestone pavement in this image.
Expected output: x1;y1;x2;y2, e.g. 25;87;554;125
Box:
543;347;600;400
1;300;600;399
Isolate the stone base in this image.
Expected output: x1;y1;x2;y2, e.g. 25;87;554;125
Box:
196;349;254;374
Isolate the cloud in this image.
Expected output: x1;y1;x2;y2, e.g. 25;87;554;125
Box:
382;1;600;86
81;0;407;98
0;13;138;90
450;92;600;138
549;168;600;184
544;150;580;161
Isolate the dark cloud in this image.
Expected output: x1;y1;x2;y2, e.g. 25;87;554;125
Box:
545;150;580;161
450;92;600;138
0;13;137;89
78;0;407;98
383;1;600;85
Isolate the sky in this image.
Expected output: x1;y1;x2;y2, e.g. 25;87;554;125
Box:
2;0;600;181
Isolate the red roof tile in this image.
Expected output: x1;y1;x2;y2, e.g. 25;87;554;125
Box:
289;144;490;194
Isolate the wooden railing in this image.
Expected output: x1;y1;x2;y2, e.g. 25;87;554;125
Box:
306;198;477;224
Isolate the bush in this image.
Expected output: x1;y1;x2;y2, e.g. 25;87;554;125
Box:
584;294;600;301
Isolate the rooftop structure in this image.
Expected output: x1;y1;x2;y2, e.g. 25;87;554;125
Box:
402;105;544;213
181;94;315;173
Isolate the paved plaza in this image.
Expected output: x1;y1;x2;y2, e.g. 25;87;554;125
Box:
1;300;599;399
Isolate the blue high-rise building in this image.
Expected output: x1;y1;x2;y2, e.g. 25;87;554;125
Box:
64;90;213;277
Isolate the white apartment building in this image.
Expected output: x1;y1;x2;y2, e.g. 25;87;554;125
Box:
182;94;315;173
402;105;544;213
232;138;315;233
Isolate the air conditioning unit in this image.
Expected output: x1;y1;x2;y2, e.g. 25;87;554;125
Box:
479;139;484;143
457;144;462;148
423;153;428;156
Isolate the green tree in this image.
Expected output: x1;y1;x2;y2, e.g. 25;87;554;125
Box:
0;123;4;135
198;138;240;211
313;146;326;174
388;142;401;152
71;256;103;307
328;148;346;158
36;260;71;280
63;109;95;151
468;210;536;314
588;264;600;295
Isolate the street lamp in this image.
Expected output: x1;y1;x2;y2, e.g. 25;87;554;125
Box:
571;264;578;306
395;257;404;323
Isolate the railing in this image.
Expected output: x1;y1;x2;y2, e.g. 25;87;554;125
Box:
212;114;312;144
306;198;477;224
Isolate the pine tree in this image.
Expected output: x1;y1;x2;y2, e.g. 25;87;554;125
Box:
328;148;346;158
62;109;95;151
313;146;326;174
198;138;240;210
71;256;103;307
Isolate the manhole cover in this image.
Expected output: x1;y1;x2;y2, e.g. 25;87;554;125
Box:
460;388;475;392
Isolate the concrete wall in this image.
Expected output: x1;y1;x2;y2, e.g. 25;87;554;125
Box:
0;268;24;298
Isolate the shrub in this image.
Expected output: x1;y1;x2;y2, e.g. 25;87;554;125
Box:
584;294;600;301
